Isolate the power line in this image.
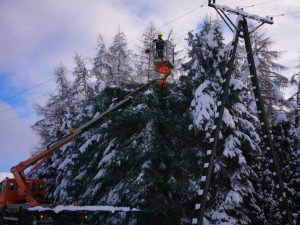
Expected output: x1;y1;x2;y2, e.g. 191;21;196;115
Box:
157;3;206;30
127;1;207;46
239;0;279;9
0;89;57;115
269;10;300;17
0;78;55;103
0;109;38;124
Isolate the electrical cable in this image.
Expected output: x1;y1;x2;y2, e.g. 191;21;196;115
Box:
0;109;38;124
0;78;55;103
0;89;57;114
239;0;279;9
157;3;206;30
269;10;300;17
127;1;207;46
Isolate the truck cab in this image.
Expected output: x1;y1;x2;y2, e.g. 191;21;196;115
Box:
0;178;46;208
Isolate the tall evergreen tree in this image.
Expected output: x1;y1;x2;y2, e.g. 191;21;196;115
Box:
271;120;300;223
290;64;300;127
73;53;91;95
92;35;109;84
246;29;288;121
134;21;158;83
106;30;133;84
32;65;72;147
183;19;265;224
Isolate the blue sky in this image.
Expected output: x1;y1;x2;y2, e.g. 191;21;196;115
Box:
0;0;299;172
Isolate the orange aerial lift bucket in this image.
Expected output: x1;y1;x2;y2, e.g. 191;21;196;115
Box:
152;40;175;85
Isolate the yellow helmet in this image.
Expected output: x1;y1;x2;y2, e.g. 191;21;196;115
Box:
158;32;163;36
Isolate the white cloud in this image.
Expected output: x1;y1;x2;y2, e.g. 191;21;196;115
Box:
0;102;39;171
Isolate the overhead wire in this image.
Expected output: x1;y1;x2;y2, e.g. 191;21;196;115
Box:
127;0;207;46
157;3;206;30
239;0;279;9
0;89;57;114
0;108;39;124
0;78;55;103
269;10;300;17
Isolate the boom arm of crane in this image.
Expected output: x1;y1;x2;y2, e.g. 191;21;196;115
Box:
10;78;163;206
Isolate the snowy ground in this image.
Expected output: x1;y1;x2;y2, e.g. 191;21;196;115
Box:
29;205;140;214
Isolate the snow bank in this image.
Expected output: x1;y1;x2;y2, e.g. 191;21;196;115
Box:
28;205;140;214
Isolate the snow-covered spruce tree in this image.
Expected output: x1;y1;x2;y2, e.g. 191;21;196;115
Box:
239;28;297;224
182;19;265;224
134;21;158;83
31;64;76;201
73;53;92;96
92;35;109;84
247;29;288;121
106;30;134;84
47;54;100;204
32;64;73;147
271;119;300;222
70;81;207;224
290;67;300;128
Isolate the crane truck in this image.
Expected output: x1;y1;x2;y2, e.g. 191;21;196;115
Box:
0;42;174;225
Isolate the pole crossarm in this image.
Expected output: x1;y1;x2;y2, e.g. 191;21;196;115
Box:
208;0;273;24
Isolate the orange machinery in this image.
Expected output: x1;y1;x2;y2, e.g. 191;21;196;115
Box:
145;38;175;86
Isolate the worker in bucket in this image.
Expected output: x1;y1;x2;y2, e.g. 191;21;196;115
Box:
153;32;165;59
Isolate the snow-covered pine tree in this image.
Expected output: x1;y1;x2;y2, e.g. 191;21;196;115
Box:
134;21;158;83
271;119;300;223
92;35;109;84
31;64;76;201
32;65;72;147
239;28;298;225
183;19;265;224
247;29;288;121
106;30;133;84
73;53;91;96
290;62;300;127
